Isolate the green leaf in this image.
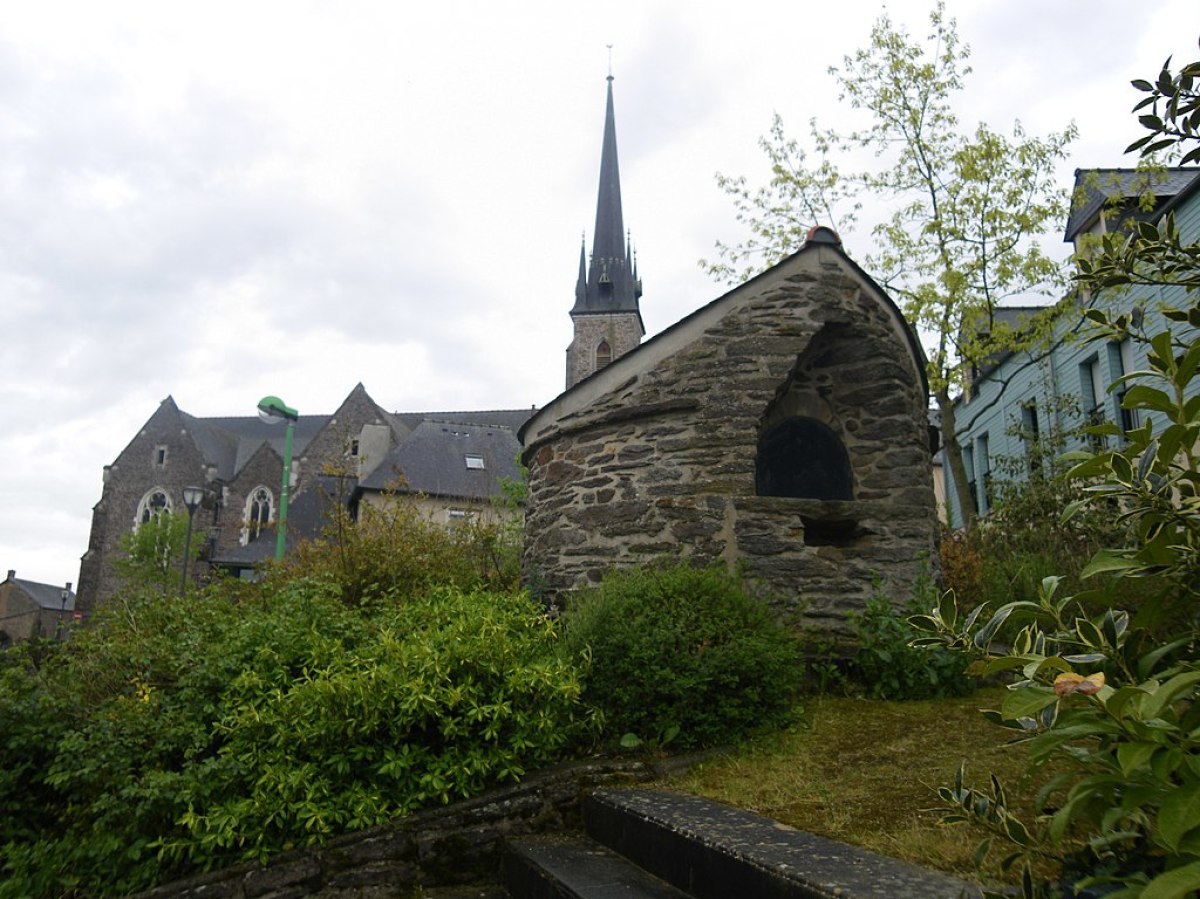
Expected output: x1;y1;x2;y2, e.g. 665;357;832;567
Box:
1142;671;1200;721
1140;861;1200;899
1116;741;1158;775
1081;551;1138;579
1158;783;1200;853
1001;685;1057;721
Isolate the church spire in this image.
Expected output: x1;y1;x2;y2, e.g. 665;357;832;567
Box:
571;72;643;319
565;68;645;391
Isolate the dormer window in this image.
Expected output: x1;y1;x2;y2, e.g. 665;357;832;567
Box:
465;454;485;470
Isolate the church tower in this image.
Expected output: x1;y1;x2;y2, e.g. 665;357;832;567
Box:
565;73;644;390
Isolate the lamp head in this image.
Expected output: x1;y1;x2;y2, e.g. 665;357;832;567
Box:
257;395;298;424
182;485;206;513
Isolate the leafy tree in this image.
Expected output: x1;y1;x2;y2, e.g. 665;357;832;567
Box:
702;3;1075;526
114;511;202;594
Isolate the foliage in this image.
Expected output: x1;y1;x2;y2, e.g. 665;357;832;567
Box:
701;2;1075;526
560;564;803;749
946;413;1148;612
1128;54;1200;165
0;579;591;897
114;510;202;594
273;492;521;606
844;578;974;701
910;46;1200;891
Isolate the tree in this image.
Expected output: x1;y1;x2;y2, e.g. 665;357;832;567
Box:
114;511;201;595
702;3;1075;527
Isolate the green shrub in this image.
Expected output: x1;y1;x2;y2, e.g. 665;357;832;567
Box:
0;581;592;896
846;585;974;701
560;564;803;749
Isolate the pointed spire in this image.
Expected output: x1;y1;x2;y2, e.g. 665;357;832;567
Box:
571;71;642;318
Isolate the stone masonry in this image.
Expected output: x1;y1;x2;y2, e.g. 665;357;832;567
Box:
522;231;937;631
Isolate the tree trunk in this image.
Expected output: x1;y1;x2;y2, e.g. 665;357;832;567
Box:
936;389;978;530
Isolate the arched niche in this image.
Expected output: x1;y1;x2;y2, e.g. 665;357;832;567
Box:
756;416;853;500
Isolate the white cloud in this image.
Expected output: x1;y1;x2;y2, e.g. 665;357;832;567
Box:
1;0;1196;585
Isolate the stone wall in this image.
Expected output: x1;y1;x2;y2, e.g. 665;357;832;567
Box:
523;242;937;631
566;311;643;390
132;758;657;899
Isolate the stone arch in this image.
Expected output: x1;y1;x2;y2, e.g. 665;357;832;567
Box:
756;416;853;500
134;487;172;528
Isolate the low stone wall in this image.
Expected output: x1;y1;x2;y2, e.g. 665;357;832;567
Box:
133;758;657;899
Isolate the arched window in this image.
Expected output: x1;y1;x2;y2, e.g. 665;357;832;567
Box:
135;488;172;528
596;339;612;370
242;487;273;545
756;417;853;501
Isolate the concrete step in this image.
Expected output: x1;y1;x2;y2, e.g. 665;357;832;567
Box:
505;832;693;899
583;788;980;899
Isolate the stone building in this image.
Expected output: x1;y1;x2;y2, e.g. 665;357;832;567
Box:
521;227;938;630
0;571;76;646
77;383;528;615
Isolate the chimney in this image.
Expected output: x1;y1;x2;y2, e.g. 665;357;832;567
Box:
6;570;14;581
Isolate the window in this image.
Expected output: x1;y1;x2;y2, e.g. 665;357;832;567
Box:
135;488;171;527
595;340;612;370
465;454;485;470
1115;338;1140;433
242;487;273;545
962;445;979;517
755;417;853;501
154;445;168;468
1080;356;1107;451
975;434;992;514
1021;402;1042;475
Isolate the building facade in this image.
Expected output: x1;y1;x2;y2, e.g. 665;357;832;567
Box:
944;167;1200;527
0;571;76;646
76;384;528;614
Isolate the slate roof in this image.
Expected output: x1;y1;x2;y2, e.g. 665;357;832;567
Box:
5;575;75;611
359;420;523;501
1064;167;1200;242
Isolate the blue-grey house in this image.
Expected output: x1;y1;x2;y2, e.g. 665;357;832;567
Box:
944;167;1200;528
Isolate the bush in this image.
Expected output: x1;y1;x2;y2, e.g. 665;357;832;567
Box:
0;580;592;896
271;494;522;605
845;584;975;701
560;564;803;749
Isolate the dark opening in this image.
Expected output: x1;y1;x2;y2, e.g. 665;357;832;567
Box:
756;417;853;500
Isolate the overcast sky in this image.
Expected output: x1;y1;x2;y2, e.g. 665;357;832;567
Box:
2;1;1195;588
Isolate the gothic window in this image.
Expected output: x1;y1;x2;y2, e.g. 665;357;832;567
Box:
596;339;612;370
242;487;273;545
755;417;853;500
135;488;172;528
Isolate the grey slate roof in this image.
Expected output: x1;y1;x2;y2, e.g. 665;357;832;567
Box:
1064;167;1200;242
6;575;75;611
359;420;523;501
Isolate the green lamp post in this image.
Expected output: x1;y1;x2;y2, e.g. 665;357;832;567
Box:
257;395;299;560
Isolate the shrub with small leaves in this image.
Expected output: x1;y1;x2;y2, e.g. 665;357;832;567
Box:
560;564;803;749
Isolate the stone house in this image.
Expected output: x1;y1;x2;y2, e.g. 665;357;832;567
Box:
521;227;938;630
0;571;76;646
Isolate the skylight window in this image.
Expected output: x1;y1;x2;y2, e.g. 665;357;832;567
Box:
465;454;485;470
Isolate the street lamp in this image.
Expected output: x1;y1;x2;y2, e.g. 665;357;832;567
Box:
57;582;71;640
180;485;206;594
257;395;298;560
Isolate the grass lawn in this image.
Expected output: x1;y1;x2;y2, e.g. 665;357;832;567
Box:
664;687;1053;883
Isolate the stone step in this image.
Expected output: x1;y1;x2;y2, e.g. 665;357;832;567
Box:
505;832;693;899
583;788;980;899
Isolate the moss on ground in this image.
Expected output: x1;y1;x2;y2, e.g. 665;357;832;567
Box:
665;688;1056;881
